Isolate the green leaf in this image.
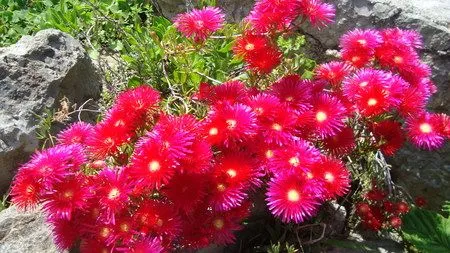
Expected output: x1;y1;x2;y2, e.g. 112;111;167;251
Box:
402;207;450;253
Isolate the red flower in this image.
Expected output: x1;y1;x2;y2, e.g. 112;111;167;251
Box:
129;137;177;190
210;80;249;106
310;156;351;199
395;201;410;215
97;168;131;224
322;127;356;157
245;44;282;74
162;172;207;214
48;217;80;251
372;120;405;156
134;200;182;238
233;33;271;58
315;61;353;87
414;196;427;207
389;216;402;229
246;0;301;32
11;172;43;210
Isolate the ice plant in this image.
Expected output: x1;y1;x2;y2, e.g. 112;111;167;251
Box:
9;1;450;252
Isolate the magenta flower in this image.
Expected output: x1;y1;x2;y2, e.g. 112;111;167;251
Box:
174;7;225;42
266;172;323;223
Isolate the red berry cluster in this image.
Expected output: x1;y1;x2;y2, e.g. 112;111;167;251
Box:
355;184;410;231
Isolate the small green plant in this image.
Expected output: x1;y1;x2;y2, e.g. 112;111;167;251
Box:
268;242;299;253
401;205;450;252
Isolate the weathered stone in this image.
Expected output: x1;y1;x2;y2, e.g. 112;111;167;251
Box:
0;29;102;194
155;0;254;22
0;206;59;253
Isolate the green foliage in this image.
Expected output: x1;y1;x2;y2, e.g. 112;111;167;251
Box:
34;108;56;149
402;207;450;253
267;242;298;253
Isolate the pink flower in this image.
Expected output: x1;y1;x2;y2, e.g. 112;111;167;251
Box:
43;175;92;220
299;0;335;28
130;237;165;253
57;122;93;145
266;172;323;223
310;94;347;137
204;103;257;146
269;139;321;174
406;113;446;150
270;75;312;111
340;29;382;53
174;7;225;42
246;0;301;32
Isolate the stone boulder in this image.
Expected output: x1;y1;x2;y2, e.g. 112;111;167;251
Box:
155;0;254;22
0;206;59;253
0;29;102;194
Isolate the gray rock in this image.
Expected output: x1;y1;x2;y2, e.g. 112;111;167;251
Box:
155;0;254;22
0;29;102;194
0;206;59;253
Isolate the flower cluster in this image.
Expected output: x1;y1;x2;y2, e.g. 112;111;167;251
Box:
355;183;410;231
9;1;450;252
315;28;449;152
233;0;335;73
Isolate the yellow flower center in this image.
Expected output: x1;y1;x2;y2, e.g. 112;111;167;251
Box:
227;169;237;178
148;160;161;172
213;218;224;230
209;127;219;136
272;123;282;131
217;184;226;192
245;43;255;51
316;111;328;122
287;189;300;202
367;98;378;106
289;156;300;167
324;172;335;182
265;150;274;159
419;123;432;134
226;119;237;130
108;188;120;200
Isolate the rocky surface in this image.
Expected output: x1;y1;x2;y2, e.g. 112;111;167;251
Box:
0;29;102;195
155;0;254;22
0;206;59;253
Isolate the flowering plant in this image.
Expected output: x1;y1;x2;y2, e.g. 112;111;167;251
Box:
10;0;449;252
